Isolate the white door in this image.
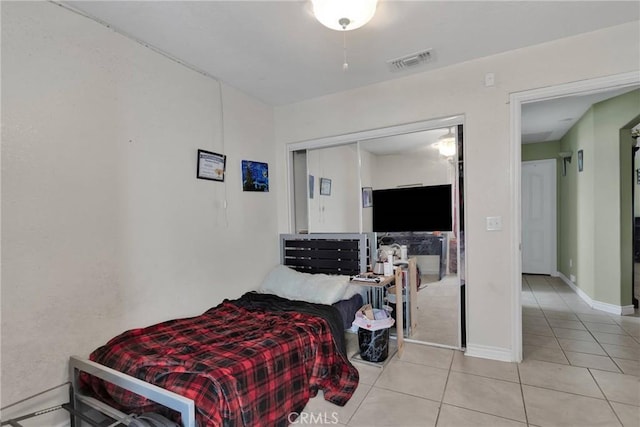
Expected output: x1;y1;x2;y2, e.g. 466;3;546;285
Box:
522;160;556;275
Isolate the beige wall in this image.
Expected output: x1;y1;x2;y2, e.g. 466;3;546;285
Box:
1;2;277;421
275;22;640;358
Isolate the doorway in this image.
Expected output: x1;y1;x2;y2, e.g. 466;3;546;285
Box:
511;71;640;362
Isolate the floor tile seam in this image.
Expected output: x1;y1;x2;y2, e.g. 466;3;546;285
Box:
582;319;630;327
516;360;530;426
432;344;457;427
560;349;624;374
599;331;639;339
523;331;558;339
551;329;600;343
549;324;588;331
370;383;443;404
592;339;640;349
583;328;633;337
438;402;529;426
518;381;606;400
448;368;521;384
608;357;637;376
557;345;608;357
391;357;452;372
586;368;640;412
606;398;640;408
342;381;374;426
585;369;629;427
605;353;640;363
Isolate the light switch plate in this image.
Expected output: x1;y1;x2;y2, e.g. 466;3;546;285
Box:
486;216;502;231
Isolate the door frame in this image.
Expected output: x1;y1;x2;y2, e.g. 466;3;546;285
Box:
509;71;640;362
522;159;557;276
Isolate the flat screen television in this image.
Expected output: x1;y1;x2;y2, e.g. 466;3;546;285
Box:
372;184;452;232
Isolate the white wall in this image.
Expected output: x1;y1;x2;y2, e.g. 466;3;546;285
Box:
371;150;454;190
275;22;640;359
307;144;360;232
1;2;277;421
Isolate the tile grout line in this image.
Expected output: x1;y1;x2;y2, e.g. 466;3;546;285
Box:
540;275;624;373
587;368;626;427
516;363;531;426
432;348;457;427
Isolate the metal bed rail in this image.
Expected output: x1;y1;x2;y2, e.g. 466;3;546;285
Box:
69;356;196;427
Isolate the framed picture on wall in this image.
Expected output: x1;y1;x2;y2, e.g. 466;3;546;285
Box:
362;187;373;208
197;149;226;181
241;160;269;192
320;178;332;196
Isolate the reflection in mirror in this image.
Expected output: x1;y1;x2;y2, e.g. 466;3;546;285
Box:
290;125;465;349
294;143;360;233
359;128;462;347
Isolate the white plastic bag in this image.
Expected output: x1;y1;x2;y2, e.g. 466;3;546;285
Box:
352;308;395;331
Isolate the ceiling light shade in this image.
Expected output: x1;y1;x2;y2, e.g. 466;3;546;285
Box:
438;139;456;157
436;128;456;157
311;0;378;31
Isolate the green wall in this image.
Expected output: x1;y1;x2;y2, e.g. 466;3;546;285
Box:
558;89;640;307
522;140;561;161
524;91;640;308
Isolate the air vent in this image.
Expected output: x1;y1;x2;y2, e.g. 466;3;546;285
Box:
386;49;433;72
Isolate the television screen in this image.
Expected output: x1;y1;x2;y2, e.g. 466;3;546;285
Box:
372;185;452;232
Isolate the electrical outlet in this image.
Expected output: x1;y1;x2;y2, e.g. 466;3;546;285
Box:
569;259;573;268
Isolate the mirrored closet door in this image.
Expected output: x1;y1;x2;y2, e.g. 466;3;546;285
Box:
289;124;466;349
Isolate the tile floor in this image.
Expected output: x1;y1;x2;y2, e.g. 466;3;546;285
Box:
301;274;640;426
411;274;459;347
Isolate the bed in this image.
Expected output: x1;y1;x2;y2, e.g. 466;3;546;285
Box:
69;233;376;427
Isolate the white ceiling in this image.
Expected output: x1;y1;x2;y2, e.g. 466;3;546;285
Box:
61;0;639;145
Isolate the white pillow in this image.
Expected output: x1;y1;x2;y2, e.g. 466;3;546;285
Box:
301;273;350;305
257;265;351;305
258;264;308;299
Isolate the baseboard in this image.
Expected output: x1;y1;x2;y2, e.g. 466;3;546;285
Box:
464;343;514;362
558;272;635;315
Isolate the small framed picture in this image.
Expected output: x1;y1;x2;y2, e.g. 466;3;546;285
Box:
320;178;332;196
197;149;226;181
241;160;269;192
362;187;373;208
578;149;584;172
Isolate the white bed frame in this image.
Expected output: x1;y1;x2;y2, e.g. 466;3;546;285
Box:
68;233;375;426
69;356;196;426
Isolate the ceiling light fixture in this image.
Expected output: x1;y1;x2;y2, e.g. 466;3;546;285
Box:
436;128;457;157
311;0;378;31
312;0;378;71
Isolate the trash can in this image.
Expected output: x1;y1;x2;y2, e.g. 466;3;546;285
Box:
357;327;390;362
352;307;395;363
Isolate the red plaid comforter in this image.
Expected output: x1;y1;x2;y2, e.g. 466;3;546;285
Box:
82;293;359;426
